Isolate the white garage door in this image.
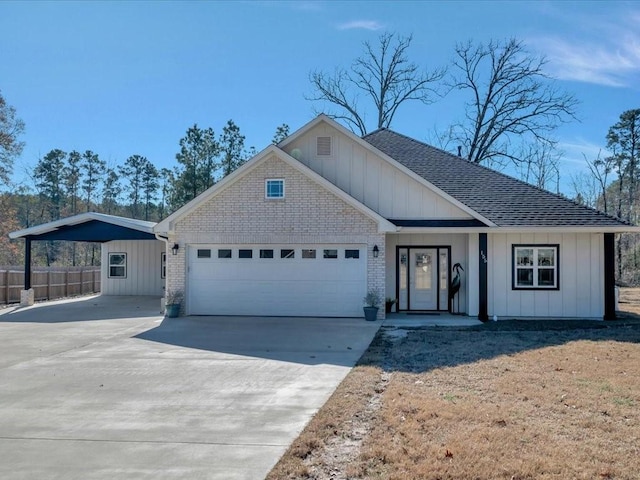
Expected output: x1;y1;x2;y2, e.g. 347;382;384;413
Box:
187;244;367;317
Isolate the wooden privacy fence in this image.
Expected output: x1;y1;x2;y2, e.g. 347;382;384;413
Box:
0;267;101;305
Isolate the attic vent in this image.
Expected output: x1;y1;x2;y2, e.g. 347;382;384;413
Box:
316;136;332;156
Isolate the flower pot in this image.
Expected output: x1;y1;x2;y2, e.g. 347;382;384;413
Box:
363;306;379;321
385;302;395;314
165;303;181;318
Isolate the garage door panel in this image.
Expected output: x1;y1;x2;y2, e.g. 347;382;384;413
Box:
187;245;367;317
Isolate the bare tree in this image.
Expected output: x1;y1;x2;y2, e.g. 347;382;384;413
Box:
584;152;614;214
516;140;561;192
308;32;445;135
448;38;578;166
570;171;600;209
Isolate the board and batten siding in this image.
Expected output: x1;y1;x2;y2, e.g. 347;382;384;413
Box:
101;240;165;296
283;123;472;220
488;232;604;318
386;233;469;313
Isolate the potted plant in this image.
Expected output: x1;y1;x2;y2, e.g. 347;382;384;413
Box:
165;290;183;318
363;290;381;321
385;297;397;314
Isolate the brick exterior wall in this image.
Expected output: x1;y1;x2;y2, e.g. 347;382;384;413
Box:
166;154;386;318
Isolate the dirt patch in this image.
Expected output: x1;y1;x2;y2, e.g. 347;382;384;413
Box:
267;290;640;480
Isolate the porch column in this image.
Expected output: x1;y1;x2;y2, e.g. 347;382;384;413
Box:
603;233;616;320
478;233;488;321
20;237;35;306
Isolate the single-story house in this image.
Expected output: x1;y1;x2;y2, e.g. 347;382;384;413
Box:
154;115;637;320
9;115;638;320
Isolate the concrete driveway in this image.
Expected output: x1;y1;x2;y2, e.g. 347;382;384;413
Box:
0;295;380;480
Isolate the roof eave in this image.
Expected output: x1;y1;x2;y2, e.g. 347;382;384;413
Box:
9;212;156;239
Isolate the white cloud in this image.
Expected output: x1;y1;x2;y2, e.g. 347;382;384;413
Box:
530;8;640;87
292;1;323;12
558;139;608;166
336;20;385;31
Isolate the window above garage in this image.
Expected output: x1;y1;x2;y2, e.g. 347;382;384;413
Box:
265;179;285;199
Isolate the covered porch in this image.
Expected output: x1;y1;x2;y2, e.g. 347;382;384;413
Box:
384;229;617;321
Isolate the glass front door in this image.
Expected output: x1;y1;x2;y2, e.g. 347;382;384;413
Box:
410;249;437;310
398;246;449;311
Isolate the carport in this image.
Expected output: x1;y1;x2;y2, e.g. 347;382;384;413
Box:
8;212;164;305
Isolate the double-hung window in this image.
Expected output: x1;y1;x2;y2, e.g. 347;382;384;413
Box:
513;245;559;289
108;253;127;279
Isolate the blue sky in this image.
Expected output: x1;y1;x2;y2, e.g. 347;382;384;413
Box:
1;0;639;194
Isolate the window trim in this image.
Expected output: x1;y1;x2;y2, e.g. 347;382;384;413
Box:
161;252;166;279
265;179;285;199
512;244;560;290
108;252;127;279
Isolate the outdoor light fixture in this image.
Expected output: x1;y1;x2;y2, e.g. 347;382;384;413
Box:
171;243;179;255
373;245;379;258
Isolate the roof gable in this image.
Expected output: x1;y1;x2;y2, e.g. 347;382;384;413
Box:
363;129;630;229
9;213;157;242
154;145;396;234
279;115;494;225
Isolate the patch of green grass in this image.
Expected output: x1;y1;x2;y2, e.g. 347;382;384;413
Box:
612;396;635;407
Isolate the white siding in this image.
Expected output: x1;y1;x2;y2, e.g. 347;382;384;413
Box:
284;123;472;220
488;232;604;318
386;233;469;313
101;240;165;296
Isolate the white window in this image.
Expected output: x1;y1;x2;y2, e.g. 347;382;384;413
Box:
265;179;284;199
108;253;127;279
513;245;559;289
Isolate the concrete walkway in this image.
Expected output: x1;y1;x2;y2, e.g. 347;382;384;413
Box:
0;295;380;479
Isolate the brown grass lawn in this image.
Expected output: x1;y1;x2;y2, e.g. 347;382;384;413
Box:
267;290;640;480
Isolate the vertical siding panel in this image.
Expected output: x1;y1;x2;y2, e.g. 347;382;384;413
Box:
364;156;379;214
393;174;408;218
492;234;508;316
377;163;393;217
562;233;578;317
336;144;351;192
350;150;365;203
423;189;436;217
101;240;163;296
591;234;604;317
547;233;563;317
407;182;422;217
504;234;519;317
575;234;591;317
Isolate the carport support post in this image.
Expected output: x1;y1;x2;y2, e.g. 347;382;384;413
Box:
604;233;616;320
20;237;35;306
478;233;488;322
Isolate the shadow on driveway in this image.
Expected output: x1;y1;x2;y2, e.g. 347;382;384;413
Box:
135;314;381;367
0;295;162;323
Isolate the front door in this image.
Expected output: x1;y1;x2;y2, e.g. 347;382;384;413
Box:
398;246;449;311
410;249;438;310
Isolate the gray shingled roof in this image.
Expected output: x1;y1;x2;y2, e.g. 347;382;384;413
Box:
363;128;627;227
